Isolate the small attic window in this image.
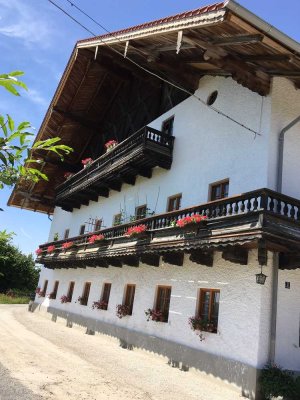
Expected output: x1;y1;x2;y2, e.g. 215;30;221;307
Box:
207;91;218;106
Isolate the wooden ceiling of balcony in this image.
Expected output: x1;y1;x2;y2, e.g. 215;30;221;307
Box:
8;5;300;214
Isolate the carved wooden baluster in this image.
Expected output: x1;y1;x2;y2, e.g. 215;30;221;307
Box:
234;201;239;214
277;199;282;215
269;197;274;212
221;203;227;216
253;196;258;211
290;205;295;219
240;200;245;213
283;202;289;217
228;202;233;215
296;207;300;221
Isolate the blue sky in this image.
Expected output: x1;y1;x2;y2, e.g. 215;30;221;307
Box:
1;0;300;255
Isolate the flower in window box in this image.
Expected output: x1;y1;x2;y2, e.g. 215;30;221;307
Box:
125;224;147;238
48;292;56;299
105;140;118;152
92;300;108;310
176;214;207;228
88;234;105;244
64;172;74;179
35;248;43;256
145;308;164;322
62;241;75;250
47;245;56;254
38;291;45;298
81;158;93;168
35;287;41;294
188;316;216;341
116;304;130;319
60;295;71;303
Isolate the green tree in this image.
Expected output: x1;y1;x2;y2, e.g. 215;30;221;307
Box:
0;235;40;293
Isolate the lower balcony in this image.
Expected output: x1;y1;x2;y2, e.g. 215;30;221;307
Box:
55;126;174;212
37;189;300;271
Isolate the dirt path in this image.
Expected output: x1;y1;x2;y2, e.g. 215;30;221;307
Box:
0;305;242;400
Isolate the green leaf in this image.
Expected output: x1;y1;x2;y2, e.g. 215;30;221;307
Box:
7;115;14;132
0;152;8;166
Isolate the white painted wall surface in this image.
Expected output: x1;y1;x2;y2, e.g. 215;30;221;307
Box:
37;250;273;369
48;76;272;241
275;268;300;371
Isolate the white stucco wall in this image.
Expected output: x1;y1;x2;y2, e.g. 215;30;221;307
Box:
48;76;272;241
275;268;300;371
37;249;273;369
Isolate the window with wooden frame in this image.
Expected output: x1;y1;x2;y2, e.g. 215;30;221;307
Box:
197;289;220;333
79;225;85;235
41;280;48;297
155;286;172;323
80;282;91;306
94;219;102;232
210;180;229;201
67;281;75;302
167;194;182;212
100;283;112;310
161;116;174;136
113;213;122;226
123;284;136;315
51;280;59;299
135;204;147;220
64;229;70;239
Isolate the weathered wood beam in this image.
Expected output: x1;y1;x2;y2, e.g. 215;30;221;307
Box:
189;249;213;267
211;34;264;46
258;240;268;266
240;54;293;63
32;154;80;173
268;70;300;77
108;258;123;268
140;254;160;267
122;256;139;267
52;106;99;131
81;189;99;202
222;247;248;265
162;252;184;266
279;253;300;270
119;174;136;186
129;165;152;179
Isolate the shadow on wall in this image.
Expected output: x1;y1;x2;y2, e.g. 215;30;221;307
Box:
30;303;262;400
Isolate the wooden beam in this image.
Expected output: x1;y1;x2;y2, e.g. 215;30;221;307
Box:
122;256;139;267
240;54;293;63
189;249;213;267
119;174;136;186
211;34;264;46
222;247;248;265
279;253;300;270
52;106;99;131
162;252;184;266
140;254;160;267
268;70;300;77
108;257;123;268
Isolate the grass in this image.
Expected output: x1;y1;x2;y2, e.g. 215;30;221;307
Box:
0;293;30;304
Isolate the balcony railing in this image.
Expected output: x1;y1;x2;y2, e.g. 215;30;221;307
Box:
39;188;300;255
55;126;175;211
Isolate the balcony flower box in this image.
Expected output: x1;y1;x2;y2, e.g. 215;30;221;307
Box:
81;158;93;168
145;308;164;322
60;295;71;304
64;172;74;179
35;248;43;256
88;234;105;244
105;140;118;152
176;214;207;228
62;241;75;250
125;224;147;238
47;245;56;254
116;304;130;319
92;300;108;310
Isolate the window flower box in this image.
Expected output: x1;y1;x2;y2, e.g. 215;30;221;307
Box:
60;295;71;303
105;140;118;152
48;292;56;299
35;287;41;294
88;234;105;244
47;245;56;254
38;291;45;298
188;316;217;341
176;214;207;228
92;300;108;310
62;241;75;250
116;304;130;319
145;308;164;322
124;224;147;238
35;248;43;256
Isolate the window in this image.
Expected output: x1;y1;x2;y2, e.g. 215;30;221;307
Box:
198;289;220;333
80;282;91;306
155;286;172;323
210;180;229;201
94;219;102;232
100;283;112;310
162;116;174;136
79;225;85;235
167;194;182;212
113;213;122;226
41;280;48;297
64;229;70;239
123;284;136;315
135;205;147;220
67;281;75;302
51;281;59;300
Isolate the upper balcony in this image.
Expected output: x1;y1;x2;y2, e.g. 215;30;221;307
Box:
55;126;175;212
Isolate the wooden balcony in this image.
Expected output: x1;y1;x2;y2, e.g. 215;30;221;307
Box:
37;189;300;270
55;126;175;211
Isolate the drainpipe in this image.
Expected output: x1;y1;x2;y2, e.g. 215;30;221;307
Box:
277;115;300;192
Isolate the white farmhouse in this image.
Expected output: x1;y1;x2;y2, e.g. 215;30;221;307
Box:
8;1;300;399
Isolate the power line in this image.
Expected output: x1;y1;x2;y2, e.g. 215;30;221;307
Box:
47;0;262;137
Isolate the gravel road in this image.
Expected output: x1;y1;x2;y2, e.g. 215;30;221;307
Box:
0;305;242;400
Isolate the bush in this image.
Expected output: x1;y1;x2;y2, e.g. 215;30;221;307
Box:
259;364;299;400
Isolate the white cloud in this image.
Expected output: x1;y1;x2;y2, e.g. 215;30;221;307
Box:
20;227;32;240
0;0;55;48
24;88;49;108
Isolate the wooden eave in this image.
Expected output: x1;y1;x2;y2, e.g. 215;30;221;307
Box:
7;2;300;214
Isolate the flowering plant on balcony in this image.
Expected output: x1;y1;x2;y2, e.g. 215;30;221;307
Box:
35;287;41;294
64;172;74;179
62;241;75;250
125;224;147;238
88;234;105;244
105;140;118;152
35;248;43;256
38;291;45;297
47;245;56;254
176;214;207;228
188;316;216;341
92;300;108;310
81;158;93;167
145;308;164;322
60;295;71;303
116;304;130;319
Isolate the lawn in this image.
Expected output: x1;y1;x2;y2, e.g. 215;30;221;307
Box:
0;293;30;304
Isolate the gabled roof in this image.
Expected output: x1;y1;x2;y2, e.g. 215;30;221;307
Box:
8;0;300;214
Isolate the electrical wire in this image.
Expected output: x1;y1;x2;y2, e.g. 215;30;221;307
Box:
47;0;262;136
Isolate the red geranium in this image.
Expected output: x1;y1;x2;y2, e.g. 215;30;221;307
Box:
176;214;207;228
35;248;43;255
88;234;105;244
125;224;147;237
81;158;93;166
47;245;56;253
64;172;73;179
105;140;118;149
62;241;74;250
